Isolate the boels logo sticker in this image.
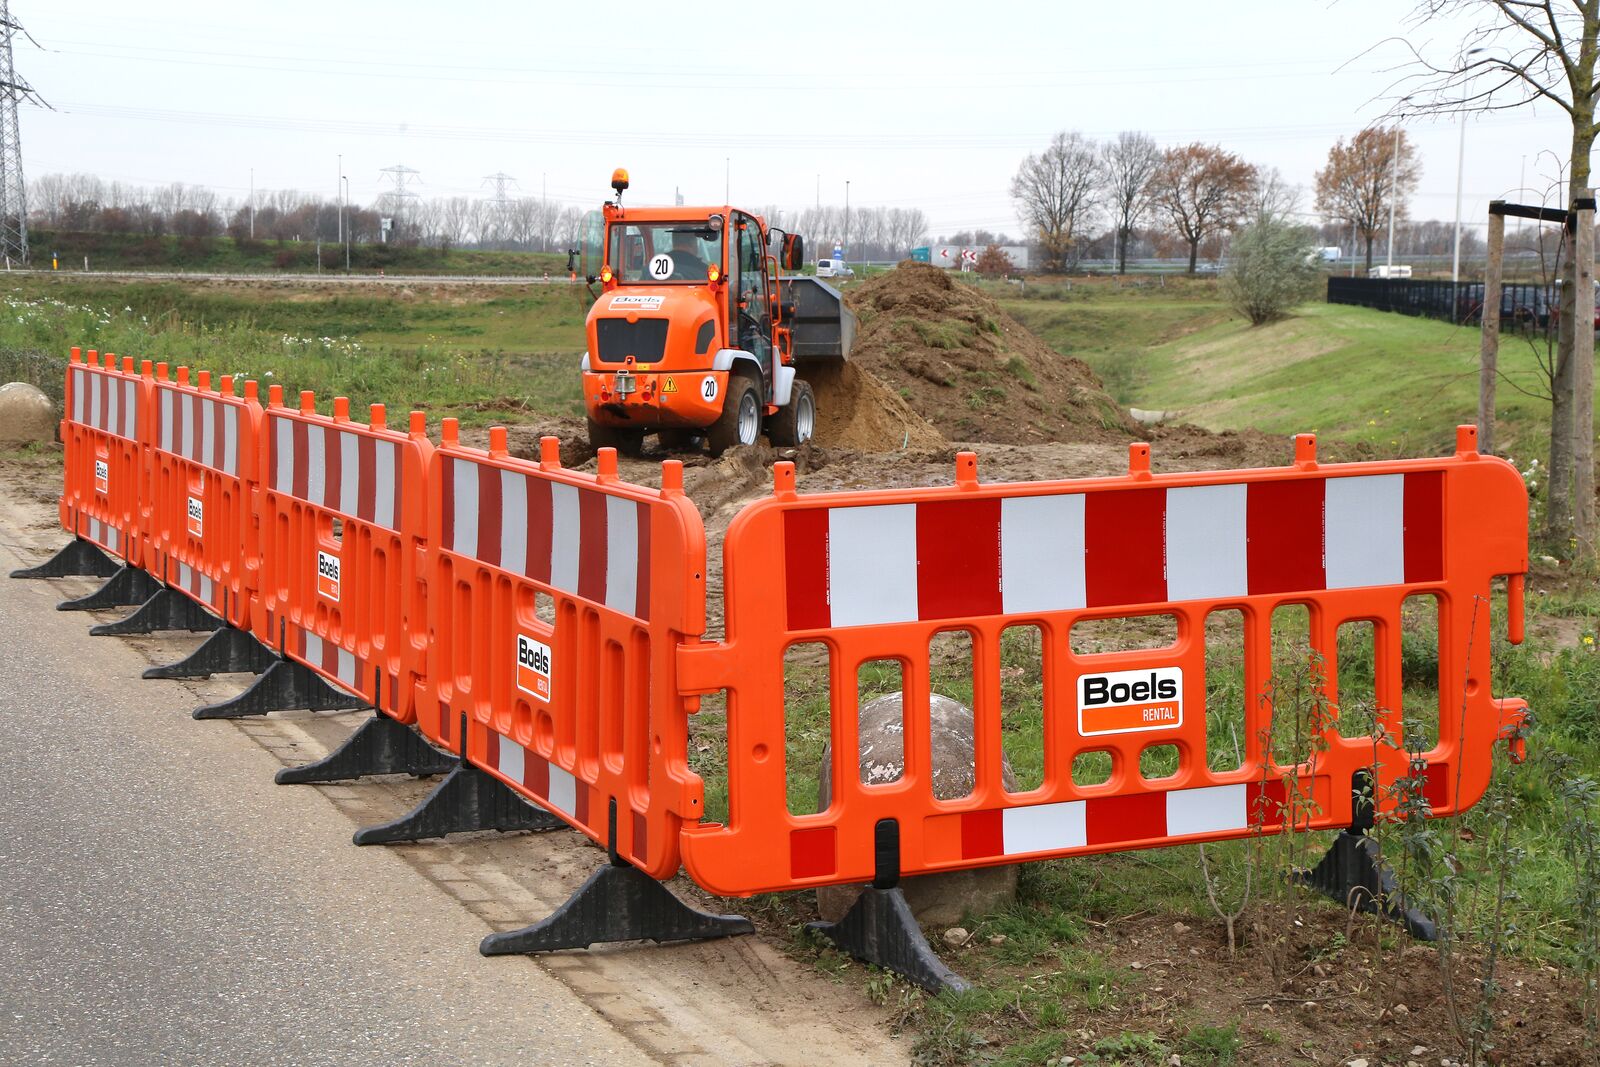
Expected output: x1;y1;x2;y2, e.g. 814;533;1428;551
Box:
316;550;340;601
516;634;552;703
186;495;204;538
1077;666;1183;736
94;457;109;495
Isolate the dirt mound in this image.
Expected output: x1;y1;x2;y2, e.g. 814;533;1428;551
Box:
841;262;1139;445
805;361;944;452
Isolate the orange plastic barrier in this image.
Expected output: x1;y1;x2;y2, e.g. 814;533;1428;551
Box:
144;365;264;627
418;423;707;879
252;388;432;721
677;429;1530;897
60;348;150;563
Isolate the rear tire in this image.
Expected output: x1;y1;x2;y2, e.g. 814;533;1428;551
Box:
707;373;762;457
766;379;816;447
586;418;644;457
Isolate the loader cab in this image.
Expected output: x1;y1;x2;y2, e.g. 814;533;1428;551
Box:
731;212;773;393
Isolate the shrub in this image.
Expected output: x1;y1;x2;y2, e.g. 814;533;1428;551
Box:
1223;218;1322;326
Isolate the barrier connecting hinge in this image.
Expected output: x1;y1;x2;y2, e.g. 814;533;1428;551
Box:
675;638;739;697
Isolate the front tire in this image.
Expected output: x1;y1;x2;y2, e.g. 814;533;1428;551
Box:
766;379;816;447
707;373;762;457
586;418;644;457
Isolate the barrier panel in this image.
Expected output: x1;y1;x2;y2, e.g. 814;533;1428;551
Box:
252;388;431;721
418;422;707;879
677;429;1530;897
144;365;264;627
60;348;151;563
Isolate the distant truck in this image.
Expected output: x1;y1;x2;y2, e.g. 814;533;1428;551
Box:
815;258;855;279
1369;264;1413;279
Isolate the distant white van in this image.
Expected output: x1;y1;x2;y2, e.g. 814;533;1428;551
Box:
1369;264;1413;279
815;259;855;279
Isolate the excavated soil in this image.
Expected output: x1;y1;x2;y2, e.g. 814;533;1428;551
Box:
804;360;944;451
840;262;1141;446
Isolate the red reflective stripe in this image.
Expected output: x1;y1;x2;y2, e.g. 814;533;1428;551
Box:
526;749;550;796
575;782;591;826
1085;791;1166;846
784;508;831;630
577;488;608;603
291;419;309;500
634;500;651;619
1423;762;1450;810
789;826;836;879
485;729;501;769
357;436;377;523
960;809;1004;860
322;428;343;514
631;810;649;864
440;457;457;552
1245;778;1289;825
1403;471;1444;583
1085;488;1166;607
1247;480;1325;594
526;475;553;584
476;462;503;569
917;497;1001;620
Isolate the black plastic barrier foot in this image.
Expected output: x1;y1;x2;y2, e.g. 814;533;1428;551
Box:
10;538;119;579
806;886;972;995
55;564;159;612
1296;830;1439;941
89;587;223;637
276;713;457;785
351;763;563;845
191;658;364;720
143;626;276;680
480;860;754;956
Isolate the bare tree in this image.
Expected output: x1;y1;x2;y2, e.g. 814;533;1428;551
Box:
1314;127;1421;268
1148;144;1257;272
1101;131;1160;273
1250;166;1304;224
1395;1;1597;552
1011;131;1100;272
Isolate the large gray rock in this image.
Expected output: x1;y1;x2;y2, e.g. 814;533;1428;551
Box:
816;692;1020;925
0;382;56;443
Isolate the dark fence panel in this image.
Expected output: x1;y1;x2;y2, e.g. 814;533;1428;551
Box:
1326;277;1556;332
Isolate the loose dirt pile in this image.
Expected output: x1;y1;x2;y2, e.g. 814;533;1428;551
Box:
838;262;1141;446
804;361;944;452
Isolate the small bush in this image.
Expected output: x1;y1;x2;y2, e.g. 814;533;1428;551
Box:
1223;218;1322;326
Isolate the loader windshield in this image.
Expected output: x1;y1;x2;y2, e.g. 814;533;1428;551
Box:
607;221;724;283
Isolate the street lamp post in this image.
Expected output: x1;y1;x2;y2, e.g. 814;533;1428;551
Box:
341;175;350;272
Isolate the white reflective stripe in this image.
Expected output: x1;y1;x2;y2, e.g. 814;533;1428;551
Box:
223;406;238;475
273;418;293;493
303;632;322;665
1325;474;1404;589
603;495;638;613
828;504;919;627
181;392;196;459
547;764;577;816
339;431;359;516
550;482;581;593
1001;494;1086;614
200;573;213;603
89;373;101;430
123;381;137;440
451;458;479;556
1001;800;1087;855
500;469;527;576
336;648;356;686
498;734;526;783
1165;483;1248;601
1166;783;1249;837
201;397;215;464
305;424;326;505
373;441;396;528
72;368;84;423
160;390;175;453
106;377;120;437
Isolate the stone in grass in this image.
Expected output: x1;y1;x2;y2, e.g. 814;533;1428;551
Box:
0;383;56;443
815;692;1020;925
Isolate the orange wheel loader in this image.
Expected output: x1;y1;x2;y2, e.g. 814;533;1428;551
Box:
576;169;855;456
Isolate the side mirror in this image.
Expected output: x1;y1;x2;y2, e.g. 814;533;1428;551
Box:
783;233;804;271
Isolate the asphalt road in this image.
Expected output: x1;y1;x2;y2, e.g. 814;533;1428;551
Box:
10;269;575;286
0;548;654;1066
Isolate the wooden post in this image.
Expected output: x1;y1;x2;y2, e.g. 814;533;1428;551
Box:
1479;204;1505;455
1574;190;1595;556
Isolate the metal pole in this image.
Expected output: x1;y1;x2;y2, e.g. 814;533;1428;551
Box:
1386;127;1399;273
342;175;350;271
1349;221;1357;277
1452;116;1466;299
249;168;254;239
337;154;343;245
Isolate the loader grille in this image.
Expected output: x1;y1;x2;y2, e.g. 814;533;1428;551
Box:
595;317;669;364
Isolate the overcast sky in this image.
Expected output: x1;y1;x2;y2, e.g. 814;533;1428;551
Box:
15;1;1582;240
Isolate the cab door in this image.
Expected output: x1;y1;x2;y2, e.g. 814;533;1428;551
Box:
730;213;773;397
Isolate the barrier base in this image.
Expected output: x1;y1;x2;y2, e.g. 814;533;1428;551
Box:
89;587;223;637
351;763;563;845
276;713;457;785
806;886;972;995
143;626;277;680
192;658;364;720
480;860;754;955
55;564;159;612
10;538;120;579
1296;830;1439;941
